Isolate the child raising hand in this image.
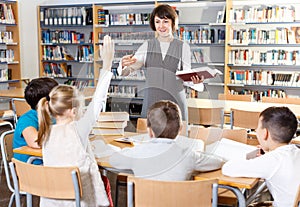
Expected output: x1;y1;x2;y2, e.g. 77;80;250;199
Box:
37;35;114;207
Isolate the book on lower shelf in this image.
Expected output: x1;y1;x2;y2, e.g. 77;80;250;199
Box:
205;138;258;161
176;67;223;82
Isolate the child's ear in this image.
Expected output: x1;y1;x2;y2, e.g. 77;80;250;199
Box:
148;128;155;138
262;128;269;140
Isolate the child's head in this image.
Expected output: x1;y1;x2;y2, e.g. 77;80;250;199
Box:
256;106;298;150
147;100;182;139
37;85;83;146
25;77;58;109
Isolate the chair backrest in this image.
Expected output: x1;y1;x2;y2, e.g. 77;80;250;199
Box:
294;185;300;207
262;96;300;105
188;107;224;127
218;93;252;102
127;176;218;207
230;108;260;130
11;98;31;126
189;126;247;145
136;118;147;133
0;130;15;193
10;158;82;207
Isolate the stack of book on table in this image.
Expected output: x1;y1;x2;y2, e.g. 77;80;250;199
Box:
92;112;129;135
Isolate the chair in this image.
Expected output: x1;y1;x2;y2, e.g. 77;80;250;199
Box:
127;176;218;207
230;108;260;130
188;107;224;128
11;98;31;127
0;129;18;207
294;185;300;207
189;126;247;145
218;93;252;102
262;96;300;105
136;118;147;133
9;158;82;207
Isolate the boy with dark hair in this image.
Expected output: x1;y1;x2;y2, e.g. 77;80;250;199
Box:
222;106;300;207
13;77;58;163
110;100;223;180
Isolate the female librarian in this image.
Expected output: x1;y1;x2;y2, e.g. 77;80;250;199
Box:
117;4;203;120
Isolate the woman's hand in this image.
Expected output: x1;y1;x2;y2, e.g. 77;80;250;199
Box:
122;54;137;68
100;35;114;71
191;75;204;84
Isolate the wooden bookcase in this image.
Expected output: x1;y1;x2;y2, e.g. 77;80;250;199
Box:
0;0;21;89
224;0;300;101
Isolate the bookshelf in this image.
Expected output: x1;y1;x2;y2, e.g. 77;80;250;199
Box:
224;0;300;101
170;1;226;99
37;4;95;88
0;0;21;90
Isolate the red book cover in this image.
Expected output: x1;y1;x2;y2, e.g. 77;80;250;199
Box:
176;67;222;82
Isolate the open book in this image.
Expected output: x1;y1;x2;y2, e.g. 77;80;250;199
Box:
205;138;258;161
176;67;223;82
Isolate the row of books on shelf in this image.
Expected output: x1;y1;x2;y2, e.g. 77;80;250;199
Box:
0;31;13;44
43;62;94;79
41;30;93;44
0;3;15;24
229;70;300;86
185;87;200;99
177;27;225;44
40;7;93;26
228;5;296;23
0;49;14;63
42;45;94;62
98;32;154;43
111;68;146;80
228;49;300;66
96;10;151;26
64;79;94;89
230;89;288;101
229;27;300;45
108;85;138;98
0;68;11;81
191;49;204;63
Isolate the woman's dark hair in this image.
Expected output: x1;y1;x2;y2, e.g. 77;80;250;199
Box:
149;4;178;32
260;106;298;143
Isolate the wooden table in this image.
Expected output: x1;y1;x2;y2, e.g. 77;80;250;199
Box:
195;170;262;207
0;88;24;98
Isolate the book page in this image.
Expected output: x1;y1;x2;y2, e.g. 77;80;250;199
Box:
205;138;257;161
176;66;222;81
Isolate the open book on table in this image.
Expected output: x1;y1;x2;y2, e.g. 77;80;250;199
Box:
205;138;258;161
176;66;223;82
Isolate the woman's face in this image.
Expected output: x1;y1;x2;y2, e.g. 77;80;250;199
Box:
154;16;173;37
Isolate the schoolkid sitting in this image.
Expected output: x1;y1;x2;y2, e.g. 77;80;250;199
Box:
109;100;224;180
222;106;300;207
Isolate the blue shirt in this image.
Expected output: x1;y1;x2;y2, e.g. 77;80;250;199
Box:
13;109;42;164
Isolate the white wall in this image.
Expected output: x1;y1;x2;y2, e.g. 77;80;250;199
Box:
18;0;163;79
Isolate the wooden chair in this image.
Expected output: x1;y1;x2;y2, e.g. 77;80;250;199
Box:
9;158;82;207
0;130;19;207
189;126;247;145
262;96;300;105
230;108;260;130
127;176;218;207
11;98;31;126
294;185;300;207
188;107;224;128
218;93;252;102
136;118;147;133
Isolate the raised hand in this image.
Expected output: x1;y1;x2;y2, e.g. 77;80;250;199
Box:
100;35;114;71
